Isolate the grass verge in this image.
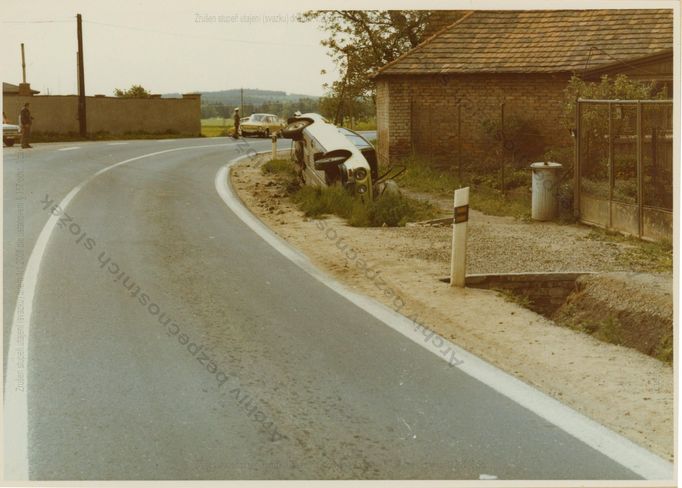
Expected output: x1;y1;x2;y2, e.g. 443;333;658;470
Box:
394;156;532;219
583;228;673;273
261;158;438;227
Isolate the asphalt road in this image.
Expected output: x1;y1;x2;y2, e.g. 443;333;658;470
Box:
2;137;669;480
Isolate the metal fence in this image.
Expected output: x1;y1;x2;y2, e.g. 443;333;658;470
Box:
575;99;673;242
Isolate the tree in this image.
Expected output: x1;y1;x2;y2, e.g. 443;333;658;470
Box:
302;10;436;118
114;84;151;98
562;74;666;130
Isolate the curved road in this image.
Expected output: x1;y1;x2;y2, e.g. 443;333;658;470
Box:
3;137;671;480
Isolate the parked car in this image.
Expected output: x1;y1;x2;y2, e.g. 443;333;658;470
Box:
239;113;284;138
282;113;403;202
2;112;20;147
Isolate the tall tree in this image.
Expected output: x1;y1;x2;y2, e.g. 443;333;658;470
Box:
303;10;434;119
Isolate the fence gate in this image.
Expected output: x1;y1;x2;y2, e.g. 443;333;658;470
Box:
575;99;673;242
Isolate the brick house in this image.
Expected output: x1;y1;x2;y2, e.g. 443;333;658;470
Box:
374;10;673;167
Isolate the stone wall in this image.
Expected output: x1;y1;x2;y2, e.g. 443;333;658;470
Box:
3;93;201;136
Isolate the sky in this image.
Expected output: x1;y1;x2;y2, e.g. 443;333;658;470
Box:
0;1;339;97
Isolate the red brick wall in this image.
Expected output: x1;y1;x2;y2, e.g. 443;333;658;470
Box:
375;73;574;167
376;79;390;166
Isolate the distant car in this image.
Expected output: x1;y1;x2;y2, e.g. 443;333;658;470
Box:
282;113;401;202
2;113;20;147
240;113;284;138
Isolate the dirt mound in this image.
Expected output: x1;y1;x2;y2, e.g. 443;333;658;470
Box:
553;273;673;362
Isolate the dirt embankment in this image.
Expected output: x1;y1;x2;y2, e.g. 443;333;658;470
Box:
554;273;673;363
229;155;673;461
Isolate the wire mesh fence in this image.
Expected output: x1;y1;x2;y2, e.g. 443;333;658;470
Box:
576;99;672;241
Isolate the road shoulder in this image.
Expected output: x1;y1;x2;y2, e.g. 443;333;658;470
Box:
229;155;673;461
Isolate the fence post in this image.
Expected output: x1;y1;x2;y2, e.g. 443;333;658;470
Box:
636;101;643;238
608;103;613;229
574;99;581;219
450;187;470;288
457;103;463;182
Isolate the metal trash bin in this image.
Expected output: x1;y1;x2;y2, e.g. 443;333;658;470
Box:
530;162;563;221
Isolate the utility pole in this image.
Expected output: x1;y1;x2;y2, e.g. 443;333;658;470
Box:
21;43;26;83
76;13;87;137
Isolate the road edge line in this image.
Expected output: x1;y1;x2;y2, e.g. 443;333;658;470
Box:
4;142;239;480
216;154;673;481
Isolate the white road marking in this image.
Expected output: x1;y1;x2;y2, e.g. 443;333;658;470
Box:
57;146;80;151
5;142;238;480
107;142;128;146
215;154;673;481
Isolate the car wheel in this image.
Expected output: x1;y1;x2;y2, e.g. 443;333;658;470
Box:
264;129;270;139
3;138;14;147
282;119;313;141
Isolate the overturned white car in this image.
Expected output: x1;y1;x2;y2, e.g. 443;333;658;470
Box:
281;113;402;202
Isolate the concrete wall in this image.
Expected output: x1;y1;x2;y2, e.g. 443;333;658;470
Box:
2;94;201;136
375;73;573;167
466;272;590;316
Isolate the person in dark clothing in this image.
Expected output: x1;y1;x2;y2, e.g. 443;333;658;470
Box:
20;103;33;148
233;107;240;139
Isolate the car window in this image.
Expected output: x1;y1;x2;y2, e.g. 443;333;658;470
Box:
251;115;265;122
338;128;371;149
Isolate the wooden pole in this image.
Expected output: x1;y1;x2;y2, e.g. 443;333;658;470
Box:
450;187;470;288
21;43;26;83
76;14;87;137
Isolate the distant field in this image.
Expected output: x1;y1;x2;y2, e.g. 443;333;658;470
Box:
201;118;233;137
201;117;233;127
352;118;377;131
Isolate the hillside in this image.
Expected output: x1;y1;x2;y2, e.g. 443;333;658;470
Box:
163;88;319;105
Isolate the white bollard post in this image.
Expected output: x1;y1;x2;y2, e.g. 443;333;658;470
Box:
450;187;470;287
271;134;277;161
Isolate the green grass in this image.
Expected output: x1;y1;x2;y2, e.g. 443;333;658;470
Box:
394;156;532;219
262;158;437;227
352;118;377;131
201;125;232;137
201;117;233;126
201;118;235;137
292;185;437;227
583;228;673;273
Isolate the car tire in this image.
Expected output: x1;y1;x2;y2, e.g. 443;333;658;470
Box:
264;129;270;139
282;119;312;141
3;138;14;147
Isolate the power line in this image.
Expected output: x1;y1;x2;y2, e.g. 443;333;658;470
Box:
84;19;319;48
1;19;71;24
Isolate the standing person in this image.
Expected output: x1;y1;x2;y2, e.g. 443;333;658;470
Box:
232;107;240;139
20;103;33;148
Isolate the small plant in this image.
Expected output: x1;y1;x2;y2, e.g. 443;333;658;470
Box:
290;184;437;227
261;159;295;176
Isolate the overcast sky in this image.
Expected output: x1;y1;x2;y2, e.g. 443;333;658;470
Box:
0;0;339;97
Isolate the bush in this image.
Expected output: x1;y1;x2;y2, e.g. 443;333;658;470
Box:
291;184;436;227
480;115;546;170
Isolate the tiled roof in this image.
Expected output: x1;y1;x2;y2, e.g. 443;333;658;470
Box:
377;10;673;76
